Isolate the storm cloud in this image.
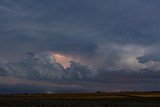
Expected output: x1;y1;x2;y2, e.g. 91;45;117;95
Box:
1;0;160;60
0;52;160;93
0;0;160;93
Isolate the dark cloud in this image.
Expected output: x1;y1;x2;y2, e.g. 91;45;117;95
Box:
0;0;160;92
0;84;45;94
0;52;160;93
0;52;94;81
1;0;160;60
0;52;65;80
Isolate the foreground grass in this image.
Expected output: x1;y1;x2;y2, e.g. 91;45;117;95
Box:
0;92;160;107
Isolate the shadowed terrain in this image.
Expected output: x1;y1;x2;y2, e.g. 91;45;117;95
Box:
0;92;160;107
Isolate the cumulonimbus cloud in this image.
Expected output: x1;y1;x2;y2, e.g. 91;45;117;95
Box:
0;0;160;93
0;51;160;91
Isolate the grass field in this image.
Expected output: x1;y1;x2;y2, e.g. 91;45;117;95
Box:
0;92;160;107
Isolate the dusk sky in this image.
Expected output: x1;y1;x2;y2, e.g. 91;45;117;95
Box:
0;0;160;93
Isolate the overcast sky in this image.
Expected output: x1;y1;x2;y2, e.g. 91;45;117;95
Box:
0;0;160;93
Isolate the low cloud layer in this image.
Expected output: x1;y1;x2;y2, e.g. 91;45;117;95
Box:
0;52;160;93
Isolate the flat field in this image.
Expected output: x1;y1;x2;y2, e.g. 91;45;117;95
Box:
0;92;160;107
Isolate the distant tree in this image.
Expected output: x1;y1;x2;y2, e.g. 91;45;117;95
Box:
96;91;101;93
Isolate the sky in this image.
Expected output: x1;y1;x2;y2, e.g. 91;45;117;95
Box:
0;0;160;93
